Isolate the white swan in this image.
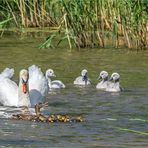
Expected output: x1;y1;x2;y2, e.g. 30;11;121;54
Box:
45;69;65;89
74;69;91;85
106;72;122;92
28;65;49;106
0;68;31;107
96;71;109;90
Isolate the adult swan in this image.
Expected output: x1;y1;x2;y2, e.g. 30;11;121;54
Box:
0;68;31;107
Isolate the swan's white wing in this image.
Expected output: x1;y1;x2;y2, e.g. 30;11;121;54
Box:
29;65;48;103
51;80;65;89
0;78;18;106
0;68;14;79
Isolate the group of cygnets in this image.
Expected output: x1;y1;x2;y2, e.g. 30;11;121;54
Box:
73;69;122;92
39;68;122;92
0;65;122;108
47;68;122;93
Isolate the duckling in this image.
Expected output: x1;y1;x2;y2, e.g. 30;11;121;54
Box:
12;113;34;121
71;116;83;122
37;114;47;122
47;115;57;122
63;115;70;122
35;102;48;116
47;116;54;122
56;114;63;122
34;102;48;122
75;116;83;122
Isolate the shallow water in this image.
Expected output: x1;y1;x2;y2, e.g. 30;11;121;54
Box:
0;36;148;147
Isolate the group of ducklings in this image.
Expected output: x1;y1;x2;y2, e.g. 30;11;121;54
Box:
12;102;83;123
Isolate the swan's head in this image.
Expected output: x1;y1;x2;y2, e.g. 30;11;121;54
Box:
109;72;120;82
46;69;56;78
98;71;109;81
81;69;88;83
81;69;88;77
20;69;29;94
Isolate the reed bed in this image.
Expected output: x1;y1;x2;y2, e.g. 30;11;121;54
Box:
0;0;147;50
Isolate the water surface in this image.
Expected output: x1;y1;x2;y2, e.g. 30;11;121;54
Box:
0;36;148;147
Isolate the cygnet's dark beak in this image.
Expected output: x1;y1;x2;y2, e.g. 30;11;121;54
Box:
83;73;88;84
97;76;102;80
109;77;113;81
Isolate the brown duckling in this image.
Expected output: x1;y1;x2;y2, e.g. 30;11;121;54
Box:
63;115;70;122
37;114;47;122
12;114;35;121
75;116;83;122
35;102;48;116
47;115;56;122
34;102;48;122
56;114;62;121
71;116;83;122
12;102;48;122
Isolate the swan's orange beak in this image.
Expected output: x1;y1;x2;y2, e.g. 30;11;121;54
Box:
22;83;27;94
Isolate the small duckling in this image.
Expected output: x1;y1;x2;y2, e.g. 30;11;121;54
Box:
35;102;48;116
37;114;47;122
63;115;70;122
47;116;54;122
71;116;83;122
12;114;34;121
56;114;63;121
75;116;83;122
47;115;57;122
34;102;48;122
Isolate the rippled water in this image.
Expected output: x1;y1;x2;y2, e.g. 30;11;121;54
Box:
0;36;148;147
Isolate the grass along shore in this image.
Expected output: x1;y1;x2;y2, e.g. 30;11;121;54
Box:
0;0;148;50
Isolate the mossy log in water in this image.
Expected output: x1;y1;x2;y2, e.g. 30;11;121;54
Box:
12;102;83;123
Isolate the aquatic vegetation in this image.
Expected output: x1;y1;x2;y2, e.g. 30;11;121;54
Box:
117;127;148;135
0;0;147;50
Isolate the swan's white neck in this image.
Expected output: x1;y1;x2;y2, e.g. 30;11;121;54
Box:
47;77;52;88
18;81;31;107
